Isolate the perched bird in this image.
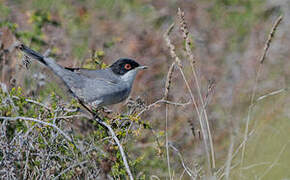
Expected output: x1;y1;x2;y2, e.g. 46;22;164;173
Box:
18;44;147;109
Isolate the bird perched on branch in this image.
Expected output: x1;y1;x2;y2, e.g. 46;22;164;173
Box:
17;44;147;111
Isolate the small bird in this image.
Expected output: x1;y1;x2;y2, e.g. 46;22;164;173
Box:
18;44;147;109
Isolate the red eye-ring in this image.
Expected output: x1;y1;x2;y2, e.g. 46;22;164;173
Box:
124;63;131;70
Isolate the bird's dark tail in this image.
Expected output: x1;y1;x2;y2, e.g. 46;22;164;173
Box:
18;44;47;65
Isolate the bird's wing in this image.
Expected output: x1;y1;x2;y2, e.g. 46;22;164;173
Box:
64;67;119;84
79;78;129;106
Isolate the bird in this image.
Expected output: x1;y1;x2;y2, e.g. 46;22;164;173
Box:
17;44;147;110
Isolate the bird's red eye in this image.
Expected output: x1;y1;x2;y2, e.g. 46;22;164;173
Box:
124;63;131;70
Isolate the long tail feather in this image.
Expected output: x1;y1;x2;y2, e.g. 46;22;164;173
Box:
18;44;47;65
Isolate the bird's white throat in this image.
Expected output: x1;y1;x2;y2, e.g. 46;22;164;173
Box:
120;69;139;84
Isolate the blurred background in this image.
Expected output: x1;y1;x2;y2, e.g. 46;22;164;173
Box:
1;0;290;179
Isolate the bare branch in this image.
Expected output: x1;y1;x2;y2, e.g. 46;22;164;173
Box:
93;116;134;180
53;160;88;180
137;99;190;117
169;143;195;179
0;116;72;142
76;100;134;180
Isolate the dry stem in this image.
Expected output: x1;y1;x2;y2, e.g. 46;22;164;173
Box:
164;62;176;179
164;23;212;173
178;8;216;169
240;15;283;171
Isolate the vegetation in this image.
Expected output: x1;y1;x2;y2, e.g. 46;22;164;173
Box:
1;0;289;179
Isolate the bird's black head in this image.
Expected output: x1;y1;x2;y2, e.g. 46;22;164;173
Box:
110;58;141;75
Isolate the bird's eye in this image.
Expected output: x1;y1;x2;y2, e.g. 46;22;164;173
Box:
124;63;132;70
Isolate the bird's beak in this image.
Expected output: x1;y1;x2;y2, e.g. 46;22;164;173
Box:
137;66;148;70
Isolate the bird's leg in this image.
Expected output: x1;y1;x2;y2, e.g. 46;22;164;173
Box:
101;106;113;114
77;99;95;116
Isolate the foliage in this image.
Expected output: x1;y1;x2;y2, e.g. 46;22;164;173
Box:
0;86;155;179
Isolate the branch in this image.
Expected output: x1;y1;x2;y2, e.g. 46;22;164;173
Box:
0;116;72;142
77;100;134;180
53;160;88;180
169;143;195;178
137;99;191;117
94;116;134;180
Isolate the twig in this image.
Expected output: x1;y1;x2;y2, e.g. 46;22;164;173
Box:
169;143;195;179
258;141;290;180
240;15;283;171
54;114;90;120
241;162;271;170
23;148;30;180
150;175;161;180
53;160;88;180
255;88;287;102
11;96;51;111
77;100;134;180
95;116;134;180
216;129;256;178
0;116;72;142
137;99;190;117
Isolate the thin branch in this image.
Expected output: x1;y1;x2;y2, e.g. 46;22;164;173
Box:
255;88;287;102
169;143;195;179
94;116;134;180
12;96;51;111
53;160;88;180
77;100;134;180
23;148;30;180
137;99;190;117
241;162;271;170
216;129;256;178
0;116;72;142
258;141;290;180
54;114;90;120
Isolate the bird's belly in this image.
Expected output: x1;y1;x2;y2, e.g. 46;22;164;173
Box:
100;88;130;106
80;78;132;108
